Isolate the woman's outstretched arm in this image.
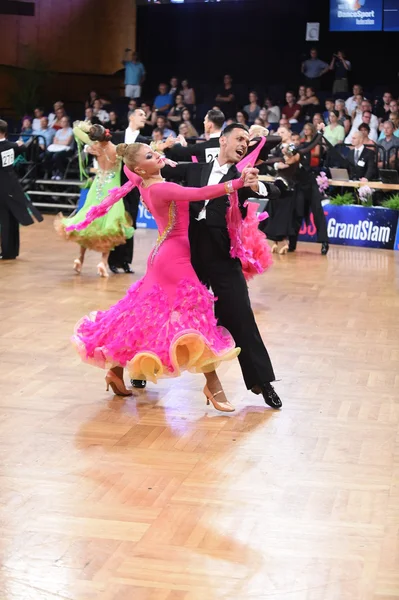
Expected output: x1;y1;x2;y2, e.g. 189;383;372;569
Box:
149;174;250;204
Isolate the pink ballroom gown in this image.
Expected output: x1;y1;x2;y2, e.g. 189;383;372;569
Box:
72;172;246;383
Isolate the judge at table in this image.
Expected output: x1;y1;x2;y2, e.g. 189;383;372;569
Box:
347;131;377;182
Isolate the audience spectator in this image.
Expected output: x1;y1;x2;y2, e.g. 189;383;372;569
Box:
291;132;301;146
32;107;45;132
323;98;335;123
180;79;196;108
168;94;186;126
51;106;67;131
215;74;236;118
389;99;399;114
181;109;198;137
236;110;249;126
350;93;365;120
178;122;191;140
155;115;176;139
152;127;164;144
19;117;33;144
35;116;55;150
335;99;352;135
301;48;329;89
122;50;146;99
279;117;291;130
153;83;174;115
84;107;100;125
264;97;280;125
140;102;154;135
93;99;109;124
358;123;376;148
345;84;363;115
108;111;122;132
243;91;261;125
282;91;301;123
312;113;324;128
254;117;266;127
297;85;307;103
85;90;98;109
330;50;351;94
374;92;393;121
301;123;320;167
169;77;179;99
378;121;399;167
297;86;321;122
44;116;74;180
322;110;345;146
348;130;376;181
346;100;379;142
127;99;137;113
48;101;64;128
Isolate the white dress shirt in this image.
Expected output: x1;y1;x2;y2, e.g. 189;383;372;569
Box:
125;127;140;144
345;113;379;144
345;95;358;115
197;158;268;221
353;145;364;163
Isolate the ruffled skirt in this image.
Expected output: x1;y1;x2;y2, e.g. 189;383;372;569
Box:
72;278;240;383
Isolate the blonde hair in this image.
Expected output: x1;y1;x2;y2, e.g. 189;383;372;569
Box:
116;142;144;170
249;125;269;138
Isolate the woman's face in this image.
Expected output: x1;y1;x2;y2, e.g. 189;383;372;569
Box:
299;86;306;97
175;95;183;105
304;125;312;137
254;118;264;126
335;100;344;112
179;124;189;137
236;112;245;124
329;112;337;124
182;80;188;88
306;88;314;98
22;118;31;129
56;108;65;119
313;114;322;125
60;117;69;128
109;111;116;121
182;110;191;121
259;108;268;121
134;144;165;177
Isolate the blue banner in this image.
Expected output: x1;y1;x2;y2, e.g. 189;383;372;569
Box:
330;0;383;31
298;204;399;250
136;201;157;230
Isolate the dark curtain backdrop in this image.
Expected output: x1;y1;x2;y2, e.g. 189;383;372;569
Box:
137;0;398;103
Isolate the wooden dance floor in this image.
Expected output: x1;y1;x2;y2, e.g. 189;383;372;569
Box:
1;216;398;600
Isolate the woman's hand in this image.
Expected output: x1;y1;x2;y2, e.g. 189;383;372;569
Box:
241;164;260;190
164;158;177;168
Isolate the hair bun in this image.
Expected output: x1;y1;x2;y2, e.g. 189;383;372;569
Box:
116;143;128;158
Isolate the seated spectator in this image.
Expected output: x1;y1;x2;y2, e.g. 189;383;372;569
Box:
358;123;376;148
48;101;64;128
322;110;345;146
301;123;320;167
128;99;137;113
345;84;363;115
51;106;67;131
345;101;379;143
312;113;323;128
323;98;335;123
379;112;399;140
291;132;301;146
297;85;307;103
152;127;164;144
279;117;291;130
19;117;33;144
377;121;399;167
140;102;154;135
35;116;55;150
153;83;173;115
236;110;249;127
168;94;186;126
350;94;364;121
389;99;399;115
169;77;179;99
85;90;98;109
181;109;198;137
84;107;100;125
108;111;122;132
243;91;261;125
297;86;321;122
215;74;236;119
32;107;45;132
180;79;196;109
44;116;74;180
347;130;376;181
155;115;176;139
335;99;352;135
254;117;266;127
374;91;393;122
282;91;301;123
264;97;280;125
93;99;110;124
178;122;191;140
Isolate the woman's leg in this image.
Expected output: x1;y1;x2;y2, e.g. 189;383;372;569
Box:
97;251;110;277
204;370;235;412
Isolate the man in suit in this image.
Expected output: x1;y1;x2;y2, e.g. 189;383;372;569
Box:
165;108;225;163
162;124;283;408
0;120;43;259
107;108;151;274
348;131;377;181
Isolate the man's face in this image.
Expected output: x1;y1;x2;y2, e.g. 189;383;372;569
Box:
361;101;371;113
310;49;317;59
203;115;211;133
220;128;249;163
153;130;163;142
286;92;294;104
93;100;101;110
383;93;393;105
128;100;137;111
351;131;362;146
170;78;178;88
353;85;361;96
85;108;93;119
362;112;371;124
390;101;398;113
277;126;291;143
325;100;334;111
306;88;313;98
34;108;43;119
292;134;301;146
130;109;146;129
156;117;166;129
159;84;167;95
40;117;48;129
132;52;138;62
224;75;232;86
384;122;394;137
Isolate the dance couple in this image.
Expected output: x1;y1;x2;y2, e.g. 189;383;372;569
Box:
66;124;283;412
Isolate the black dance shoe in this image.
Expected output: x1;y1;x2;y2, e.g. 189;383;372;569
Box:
109;265;119;274
122;263;135;274
321;242;329;255
251;383;282;409
131;380;147;389
288;236;297;253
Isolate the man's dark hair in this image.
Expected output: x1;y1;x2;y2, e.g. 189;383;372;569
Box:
153;127;163;135
156;115;166;123
362;111;372;117
206;109;225;129
0;119;8;135
221;123;249;137
358;123;370;133
326;98;334;104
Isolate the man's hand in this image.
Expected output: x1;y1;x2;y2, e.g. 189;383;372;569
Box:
164;158;177;168
175;134;187;147
164;135;175;149
16;140;24;147
241;165;260;191
317;122;325;132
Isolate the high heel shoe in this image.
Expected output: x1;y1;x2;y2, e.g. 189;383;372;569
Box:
105;371;132;396
73;259;82;274
97;262;109;278
271;243;278;254
279;244;289;255
203;385;235;413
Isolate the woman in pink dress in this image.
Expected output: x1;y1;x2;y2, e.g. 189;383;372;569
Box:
67;142;257;413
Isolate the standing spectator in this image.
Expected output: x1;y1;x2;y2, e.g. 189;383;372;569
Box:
301;48;329;90
323;98;335;123
168;94;186;127
345;84;363;115
180;79;196;110
377;121;399;167
297;87;321;122
122;49;145;99
282;91;301;122
32;107;45;132
215;74;236;119
358;123;376;148
236;110;249;127
264;97;280;125
321;110;345;146
35;116;55;150
335;99;352;135
153;83;173;116
19;118;33;144
330;50;351;95
93;99;110;124
169;77;179;99
44;116;74;180
243;91;261;125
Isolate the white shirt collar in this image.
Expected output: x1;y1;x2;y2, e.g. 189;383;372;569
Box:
0;138;6;142
355;145;364;155
125;127;139;143
211;158;232;174
209;132;221;139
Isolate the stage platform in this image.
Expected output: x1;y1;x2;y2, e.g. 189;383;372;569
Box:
0;216;398;600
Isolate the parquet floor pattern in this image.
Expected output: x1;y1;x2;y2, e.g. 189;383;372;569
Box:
0;216;398;600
